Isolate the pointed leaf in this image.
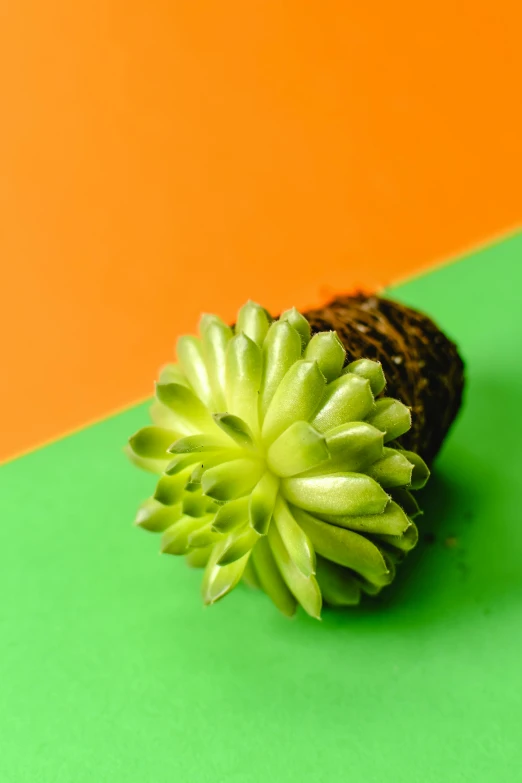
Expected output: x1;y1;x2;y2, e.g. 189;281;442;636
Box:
279;307;311;348
292;507;392;586
273;497;315;577
376;521;419;553
217;525;260;565
225;333;262;434
366;448;414;488
398;450;430;489
202;459;264;502
380;548;403;569
158;363;190;387
354;575;384;596
312;373;374;433
251;537;297;616
391;488;422;518
166;448;240;476
282;472;389;516
201;540;249;605
189;464;228;491
168;434;225;454
124;444;168;475
177;335;214;409
161;515;209;554
182;491;213;518
236;301;271;346
188;521;223;548
249;472;279;534
154;470;192;505
304;331;345;382
259;320;303;416
367;398;412;441
149;400;180;430
155;382;220;436
315;556;361;607
212;413;255;449
184;479;202;493
267;421;329;478
185;545;213;569
212;496;249;533
268;523;322;619
262;360;326;444
318;500;411;535
134;498;183;532
129;426;179;459
345;358;386;395
242;557;261;589
165;452;209;475
200;314;233;410
313;421;384;474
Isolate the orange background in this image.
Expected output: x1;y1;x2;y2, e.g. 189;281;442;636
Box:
2;1;521;462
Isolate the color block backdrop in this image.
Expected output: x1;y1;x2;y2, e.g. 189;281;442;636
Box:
1;3;522;781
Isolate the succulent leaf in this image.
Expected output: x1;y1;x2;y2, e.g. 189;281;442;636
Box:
242;556;261;589
268;523;322;619
201;541;250;605
202;459;264;502
315;556;361;607
199;314;233;410
251;537;297;616
312;373;375;433
367;398;412;442
134;498;183;532
304;331;345;382
216;525;260;566
212;413;256;450
262;360;326;444
176;335;214;409
212;496;250;533
154;471;192;505
158;363;190;387
129;426;179;459
225;333;262;434
273;497;316;577
346;358;386;396
391;488;422;518
376;521;419;553
161;515;211;555
259;320;303;416
398;449;430;489
124;444;168;475
185;545;213;569
279;307;311;348
249;472;279;534
236;300;271;346
281;473;389;516
366;447;414;488
267;421;329;478
317;500;411;535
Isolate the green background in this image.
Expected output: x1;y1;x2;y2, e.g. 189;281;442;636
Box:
2;233;522;782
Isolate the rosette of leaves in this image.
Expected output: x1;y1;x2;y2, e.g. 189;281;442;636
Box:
127;301;429;619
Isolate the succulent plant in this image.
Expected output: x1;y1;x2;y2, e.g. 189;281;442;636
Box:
127;301;430;618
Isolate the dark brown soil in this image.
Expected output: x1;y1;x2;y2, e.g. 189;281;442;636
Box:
304;294;465;464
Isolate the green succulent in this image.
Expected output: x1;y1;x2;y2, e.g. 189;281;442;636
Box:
127;301;429;618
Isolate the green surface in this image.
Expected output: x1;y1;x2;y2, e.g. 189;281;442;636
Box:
2;233;522;782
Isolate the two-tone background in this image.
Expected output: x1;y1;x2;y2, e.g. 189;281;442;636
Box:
2;3;521;781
